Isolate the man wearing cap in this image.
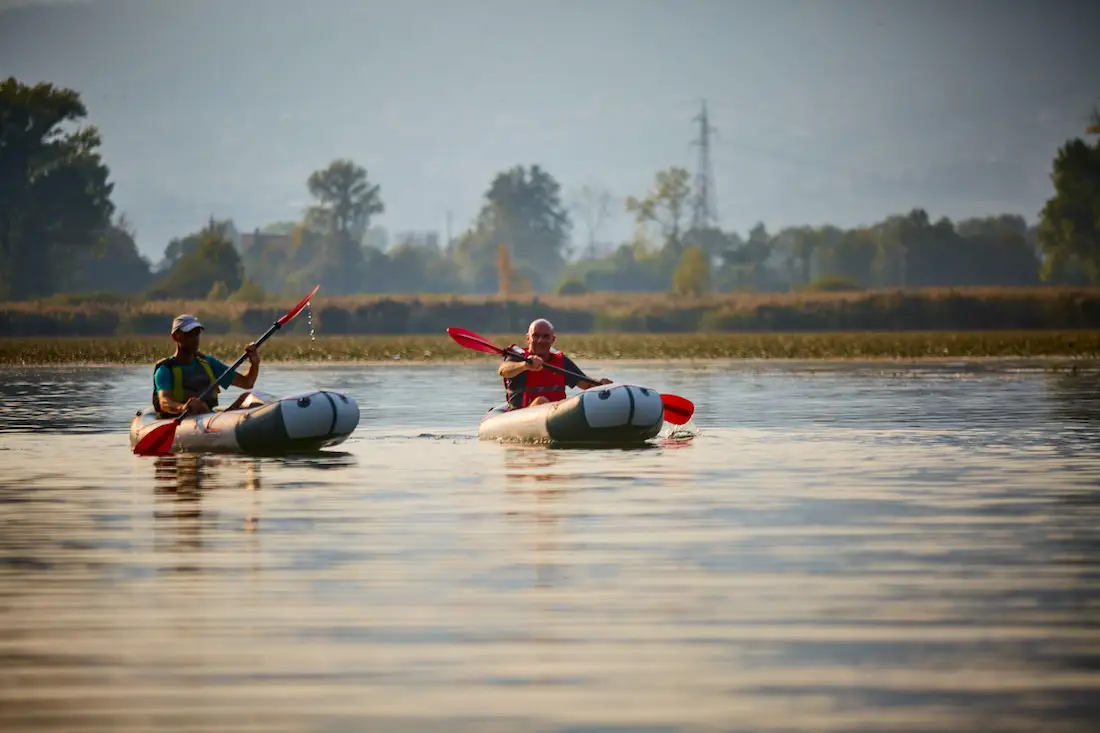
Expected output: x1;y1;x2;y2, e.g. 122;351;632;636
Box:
152;314;261;417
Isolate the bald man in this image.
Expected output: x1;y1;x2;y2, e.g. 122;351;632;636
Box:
497;318;612;410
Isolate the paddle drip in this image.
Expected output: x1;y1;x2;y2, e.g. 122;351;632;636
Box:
306;302;316;343
133;284;321;457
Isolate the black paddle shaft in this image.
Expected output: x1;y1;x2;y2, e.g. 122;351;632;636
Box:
504;348;603;388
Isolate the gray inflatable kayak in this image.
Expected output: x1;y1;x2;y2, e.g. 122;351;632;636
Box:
130;390;359;455
478;383;665;445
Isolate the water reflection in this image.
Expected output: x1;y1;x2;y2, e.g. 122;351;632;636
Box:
3;363;1100;731
150;455;263;569
500;446;567;589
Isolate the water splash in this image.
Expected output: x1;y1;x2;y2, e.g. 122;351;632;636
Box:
306;301;316;343
659;418;699;441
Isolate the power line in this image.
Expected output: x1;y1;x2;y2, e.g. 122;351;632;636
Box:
690;98;719;230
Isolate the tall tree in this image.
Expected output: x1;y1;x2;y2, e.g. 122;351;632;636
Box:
306;159;384;245
1038;132;1100;284
672;245;710;296
956;214;1028;239
625;167;692;253
455;164;571;292
304;159;384;294
160;217;236;272
0;77;115;299
819;228;878;286
65;213;153;294
147;219;243;299
568;184;615;259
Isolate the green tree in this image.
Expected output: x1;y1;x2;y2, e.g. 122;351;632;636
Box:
956;214;1028;239
228;278;267;303
1038;133;1100;284
715;223;778;291
306;159;384;244
672;245;711;296
625;167;692;253
783;226;820;287
160;217;236;272
207;280;230;300
496;242;513;296
147;220;243;299
303;159;384;294
64;213;153;294
452;164;571;292
0;77;116;299
819;228;878;286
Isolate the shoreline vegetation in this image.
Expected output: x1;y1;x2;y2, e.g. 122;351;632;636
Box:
3;331;1100;366
2;287;1100;338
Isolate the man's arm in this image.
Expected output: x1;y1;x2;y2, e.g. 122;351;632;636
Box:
499;348;538;379
152;367;204;415
562;356;612;390
499;358;531;379
213;345;260;390
156;389;210;416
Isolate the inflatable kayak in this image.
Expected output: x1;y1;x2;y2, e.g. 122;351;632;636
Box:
478;383;665;445
130;390;360;455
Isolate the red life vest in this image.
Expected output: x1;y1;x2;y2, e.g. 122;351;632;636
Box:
504;345;567;408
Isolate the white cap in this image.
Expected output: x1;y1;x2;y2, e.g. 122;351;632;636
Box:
171;314;204;334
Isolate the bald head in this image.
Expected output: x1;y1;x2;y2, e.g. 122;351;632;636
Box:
525;318;556;357
527;318;554;335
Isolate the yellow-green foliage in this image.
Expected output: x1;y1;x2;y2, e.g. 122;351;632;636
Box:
672;246;711;296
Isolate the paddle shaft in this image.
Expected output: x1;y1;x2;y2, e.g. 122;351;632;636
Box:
172;320;282;425
504;349;603;388
446;327;694;425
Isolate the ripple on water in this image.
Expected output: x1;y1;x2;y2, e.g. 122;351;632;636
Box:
0;364;1099;731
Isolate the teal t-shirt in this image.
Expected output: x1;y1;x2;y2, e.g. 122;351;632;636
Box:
153;355;235;396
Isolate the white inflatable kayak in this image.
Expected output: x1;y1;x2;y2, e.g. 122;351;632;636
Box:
478;383;665;445
130;390;360;455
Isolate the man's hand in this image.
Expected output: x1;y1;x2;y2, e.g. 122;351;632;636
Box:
526;355;544;371
183;396;211;415
245;342;260;366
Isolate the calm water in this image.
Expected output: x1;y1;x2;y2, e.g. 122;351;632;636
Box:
2;360;1100;732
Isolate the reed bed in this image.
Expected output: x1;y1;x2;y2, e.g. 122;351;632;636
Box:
3;331;1100;366
4;287;1100;337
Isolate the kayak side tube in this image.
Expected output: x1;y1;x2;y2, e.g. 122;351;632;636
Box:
478;383;664;444
235;391;360;454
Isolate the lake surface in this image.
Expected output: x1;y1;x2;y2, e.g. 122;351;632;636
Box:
2;360;1100;732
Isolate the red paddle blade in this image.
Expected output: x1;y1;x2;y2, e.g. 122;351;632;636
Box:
277;284;320;326
660;394;695;425
133;421;178;456
447;327;507;356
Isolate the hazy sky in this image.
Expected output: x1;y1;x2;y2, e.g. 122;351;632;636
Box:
2;0;1098;258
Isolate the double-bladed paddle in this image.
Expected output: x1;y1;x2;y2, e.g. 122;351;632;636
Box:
446;326;695;425
133;284;321;457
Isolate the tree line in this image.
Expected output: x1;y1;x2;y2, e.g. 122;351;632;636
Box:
2;75;1099;304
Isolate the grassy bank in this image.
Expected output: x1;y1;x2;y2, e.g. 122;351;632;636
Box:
3;331;1100;365
3;287;1100;336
